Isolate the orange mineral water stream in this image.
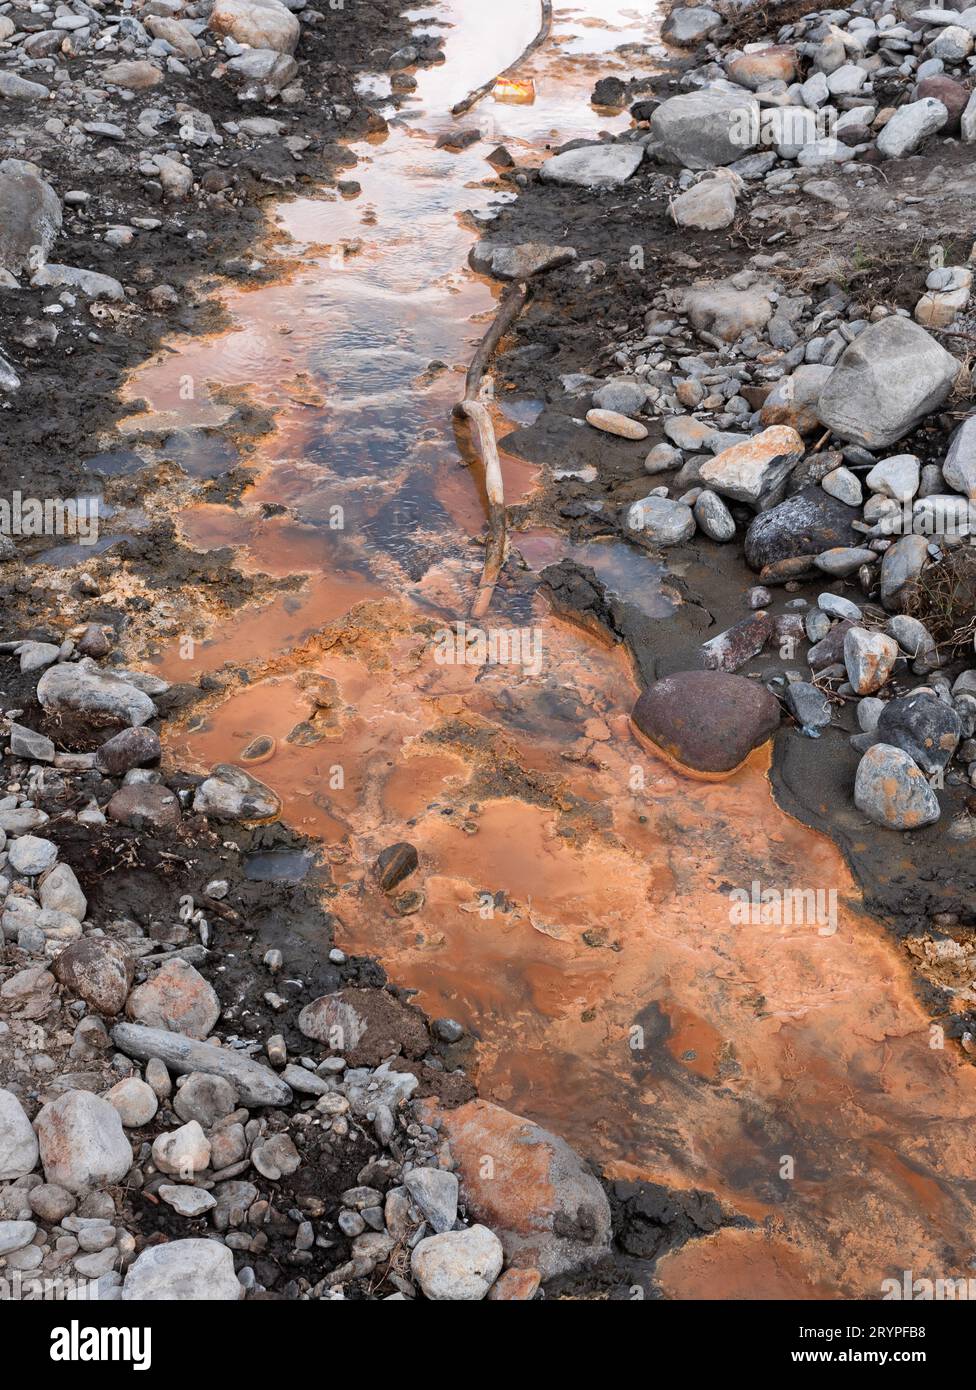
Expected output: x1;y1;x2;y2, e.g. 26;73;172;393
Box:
124;0;976;1297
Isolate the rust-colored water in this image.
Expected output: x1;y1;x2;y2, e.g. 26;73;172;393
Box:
131;0;976;1297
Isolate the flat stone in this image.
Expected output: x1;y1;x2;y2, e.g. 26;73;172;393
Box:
31;264;125;301
699;425;803;507
158;1185;216;1217
539;141;643;188
122;1239;241;1300
699;612;772;673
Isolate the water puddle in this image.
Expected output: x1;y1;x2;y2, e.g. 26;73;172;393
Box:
122;0;976;1296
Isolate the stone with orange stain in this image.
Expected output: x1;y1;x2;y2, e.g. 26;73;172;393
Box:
418;1097;611;1278
854;742;941;830
126;959;220;1041
700;425;804;506
843;627;899;695
487;1267;542;1300
727;46;798;89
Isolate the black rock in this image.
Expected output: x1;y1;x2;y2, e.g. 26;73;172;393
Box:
875;691;961;775
744;487;859;571
375;841;419;892
95;726;161;776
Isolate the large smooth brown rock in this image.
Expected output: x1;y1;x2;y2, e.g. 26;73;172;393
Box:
632;670;780;774
418;1098;611;1279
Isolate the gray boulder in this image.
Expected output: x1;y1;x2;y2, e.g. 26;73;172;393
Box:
942;416;976;497
877;98;948;158
0;159;61;277
875;690;960;773
625;495;696;546
815;317;959;449
36;659;157;727
0;1089;39;1180
662;6;722;46
539;142;644;188
854;743;941;829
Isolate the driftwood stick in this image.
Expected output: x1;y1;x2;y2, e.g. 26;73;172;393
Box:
450;0;553;116
453;284;529;619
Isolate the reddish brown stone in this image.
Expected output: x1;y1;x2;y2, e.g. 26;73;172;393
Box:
417;1098;611;1279
632;669;780;775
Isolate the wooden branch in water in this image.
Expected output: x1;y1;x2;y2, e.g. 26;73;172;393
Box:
453;283;530;619
450;0;553;116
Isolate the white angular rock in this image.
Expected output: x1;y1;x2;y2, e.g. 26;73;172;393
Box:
843;627;899;695
36;659;157;727
648;88;760;169
122;1238;242;1300
35;1091;132;1193
0;1089;39;1179
699;426;804;507
816;317;959;449
411;1225;504;1300
669;176;737;230
877;98;948;159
